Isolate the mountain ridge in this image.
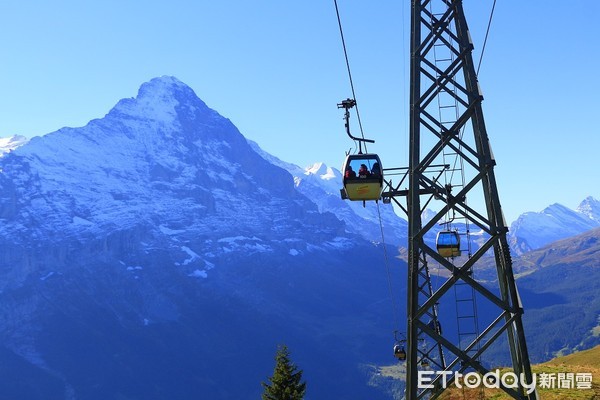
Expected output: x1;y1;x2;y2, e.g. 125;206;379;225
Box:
2;102;598;255
509;199;600;254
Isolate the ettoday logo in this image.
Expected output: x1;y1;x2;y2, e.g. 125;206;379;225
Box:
418;370;594;394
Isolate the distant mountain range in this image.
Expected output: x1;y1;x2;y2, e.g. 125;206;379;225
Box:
0;76;598;399
3;129;598;257
492;227;600;364
509;198;600;254
248;139;600;256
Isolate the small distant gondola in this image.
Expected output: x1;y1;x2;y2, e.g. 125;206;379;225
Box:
436;230;461;258
393;343;407;361
342;153;383;201
393;331;407;361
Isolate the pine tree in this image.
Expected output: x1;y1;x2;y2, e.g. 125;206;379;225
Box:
261;344;306;400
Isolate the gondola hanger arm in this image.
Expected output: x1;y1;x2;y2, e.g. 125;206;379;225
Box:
337;98;374;153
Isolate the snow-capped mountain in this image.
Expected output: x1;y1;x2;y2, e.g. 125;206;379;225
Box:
0;76;352;280
577;196;600;224
509;200;600;254
0;76;401;399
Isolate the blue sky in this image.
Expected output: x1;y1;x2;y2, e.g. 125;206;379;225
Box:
1;1;598;223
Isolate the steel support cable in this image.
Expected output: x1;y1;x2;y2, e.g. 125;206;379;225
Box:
476;0;497;76
333;0;368;152
333;1;399;333
376;202;400;334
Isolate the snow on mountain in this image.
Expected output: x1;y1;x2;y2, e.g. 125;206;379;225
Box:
509;201;600;254
0;76;349;285
248;140;408;246
304;161;338;182
577;196;600;224
0;135;28;155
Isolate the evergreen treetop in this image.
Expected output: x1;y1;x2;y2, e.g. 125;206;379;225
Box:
261;344;306;400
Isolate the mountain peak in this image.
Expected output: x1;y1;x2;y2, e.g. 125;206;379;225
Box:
137;76;191;98
109;75;210;124
305;162;337;180
510;199;600;254
578;196;600;223
0;76;324;246
145;75;186;87
578;196;599;207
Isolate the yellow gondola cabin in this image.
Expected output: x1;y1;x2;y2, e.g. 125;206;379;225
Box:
394;344;407;361
341;153;383;201
436;230;461;258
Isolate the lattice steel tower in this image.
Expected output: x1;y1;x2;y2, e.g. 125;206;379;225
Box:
396;1;537;398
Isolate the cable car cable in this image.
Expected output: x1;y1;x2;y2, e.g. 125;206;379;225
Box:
334;1;400;349
375;202;400;334
333;0;368;150
476;0;497;76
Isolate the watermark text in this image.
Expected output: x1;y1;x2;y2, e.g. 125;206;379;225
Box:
418;370;593;394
